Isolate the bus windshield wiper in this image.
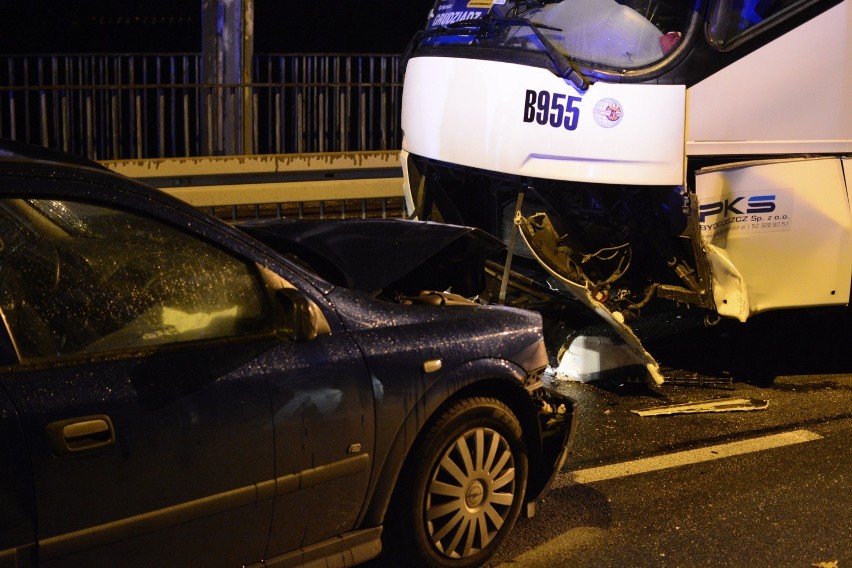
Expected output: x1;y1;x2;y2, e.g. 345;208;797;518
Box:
423;15;589;91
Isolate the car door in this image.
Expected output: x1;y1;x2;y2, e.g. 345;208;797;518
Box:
0;191;380;566
263;326;377;559
0;193;354;567
0;379;35;566
0;344;278;568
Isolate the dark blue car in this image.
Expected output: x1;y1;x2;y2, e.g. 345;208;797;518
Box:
0;142;576;568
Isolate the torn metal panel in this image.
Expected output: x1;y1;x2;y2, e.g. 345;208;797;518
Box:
515;211;665;385
695;157;852;321
631;398;769;416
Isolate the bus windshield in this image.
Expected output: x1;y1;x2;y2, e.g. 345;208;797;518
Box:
420;0;694;71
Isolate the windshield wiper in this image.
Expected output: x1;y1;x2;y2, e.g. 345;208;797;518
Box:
413;14;589;92
447;16;559;32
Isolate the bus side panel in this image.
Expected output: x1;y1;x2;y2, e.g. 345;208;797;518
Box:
696;158;852;321
686;1;852;157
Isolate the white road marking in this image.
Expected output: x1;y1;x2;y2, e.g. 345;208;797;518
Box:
498;429;826;567
566;429;823;485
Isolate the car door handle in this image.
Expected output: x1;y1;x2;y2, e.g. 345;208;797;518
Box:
46;415;116;457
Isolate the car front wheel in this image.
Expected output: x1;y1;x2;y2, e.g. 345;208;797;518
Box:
385;396;528;567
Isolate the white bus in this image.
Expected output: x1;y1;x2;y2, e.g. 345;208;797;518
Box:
400;0;852;381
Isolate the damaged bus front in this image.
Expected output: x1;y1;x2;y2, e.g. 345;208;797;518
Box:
400;0;852;381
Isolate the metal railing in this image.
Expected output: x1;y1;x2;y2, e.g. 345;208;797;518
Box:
0;53;403;160
103;151;407;222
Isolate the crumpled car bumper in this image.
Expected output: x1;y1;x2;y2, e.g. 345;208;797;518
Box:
525;385;578;518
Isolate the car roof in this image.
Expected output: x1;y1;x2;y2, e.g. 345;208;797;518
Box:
0;141;196;212
0;141;246;251
0;141;336;293
0;140;109;170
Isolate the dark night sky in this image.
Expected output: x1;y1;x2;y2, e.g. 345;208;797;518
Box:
0;0;435;54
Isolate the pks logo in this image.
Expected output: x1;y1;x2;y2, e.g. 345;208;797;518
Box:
699;195;776;223
593;98;623;128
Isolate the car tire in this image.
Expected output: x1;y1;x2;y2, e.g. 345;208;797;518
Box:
384;396;528;567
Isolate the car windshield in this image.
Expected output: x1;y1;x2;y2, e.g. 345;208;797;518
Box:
419;0;694;71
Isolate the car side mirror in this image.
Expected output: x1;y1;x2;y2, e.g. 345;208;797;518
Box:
276;288;331;341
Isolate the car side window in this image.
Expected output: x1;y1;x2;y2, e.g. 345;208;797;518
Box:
0;198;272;362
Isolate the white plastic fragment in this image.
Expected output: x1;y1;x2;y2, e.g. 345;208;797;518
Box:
555;335;647;383
631;398;769;416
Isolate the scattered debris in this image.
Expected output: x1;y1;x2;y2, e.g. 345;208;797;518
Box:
665;374;735;390
631;398;769;416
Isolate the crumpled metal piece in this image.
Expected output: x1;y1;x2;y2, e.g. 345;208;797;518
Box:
516;211;664;385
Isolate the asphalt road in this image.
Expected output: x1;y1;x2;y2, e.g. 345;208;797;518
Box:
486;306;852;567
488;417;850;567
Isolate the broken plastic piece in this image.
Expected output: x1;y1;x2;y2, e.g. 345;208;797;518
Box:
555;335;647;383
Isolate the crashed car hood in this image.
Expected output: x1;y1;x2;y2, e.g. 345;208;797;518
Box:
237;218;505;296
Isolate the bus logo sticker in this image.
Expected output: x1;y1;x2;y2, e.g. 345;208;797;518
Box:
593;98;624;128
698;190;794;239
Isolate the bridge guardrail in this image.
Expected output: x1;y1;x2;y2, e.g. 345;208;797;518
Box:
103;150;406;221
1;54;402;161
